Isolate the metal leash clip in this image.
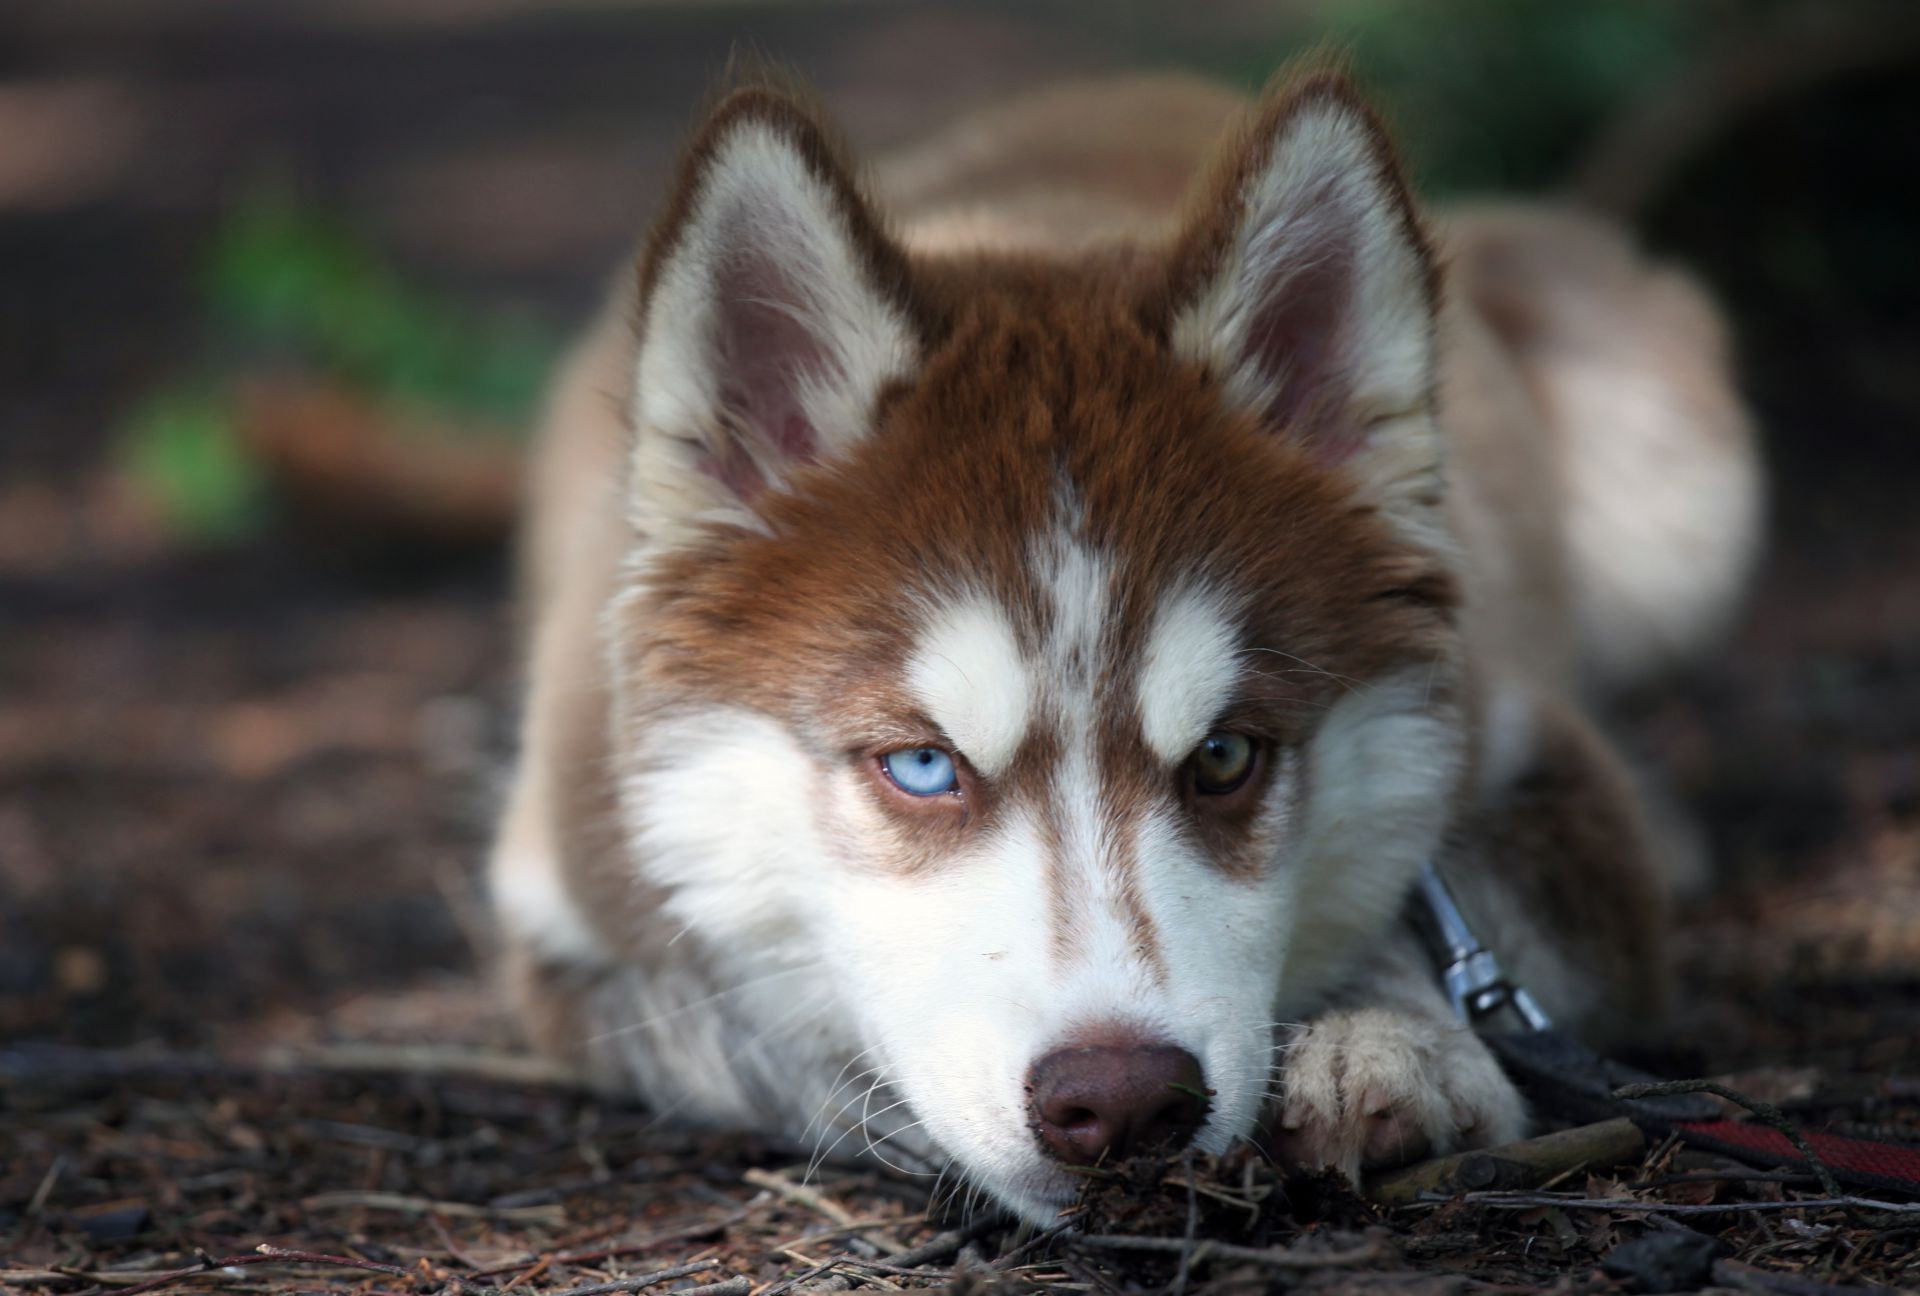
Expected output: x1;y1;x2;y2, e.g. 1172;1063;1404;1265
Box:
1412;859;1721;1127
1414;860;1553;1032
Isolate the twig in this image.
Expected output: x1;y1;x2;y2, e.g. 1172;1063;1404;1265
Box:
773;1215;926;1255
1073;1234;1383;1270
753;1257;842;1296
747;1212;986;1296
1612;1080;1846;1204
824;1259;952;1279
26;1155;65;1217
539;1260;728;1296
299;1190;566;1223
990;1222;1074;1272
742;1170;907;1255
872;1212;1003;1268
1635;1170;1824;1189
109;1245;412;1296
1173;1155;1200;1296
1368;1117;1646;1206
466;1204;761;1278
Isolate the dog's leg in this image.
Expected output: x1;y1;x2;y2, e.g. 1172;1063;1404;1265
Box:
1277;695;1665;1179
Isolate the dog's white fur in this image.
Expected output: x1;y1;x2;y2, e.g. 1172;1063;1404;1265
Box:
490;75;1760;1223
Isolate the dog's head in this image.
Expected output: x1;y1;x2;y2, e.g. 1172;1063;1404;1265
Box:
609;72;1465;1221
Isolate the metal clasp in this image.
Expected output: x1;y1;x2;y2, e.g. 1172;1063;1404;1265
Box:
1414;860;1554;1032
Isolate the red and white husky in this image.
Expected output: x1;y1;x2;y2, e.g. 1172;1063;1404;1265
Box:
489;69;1761;1223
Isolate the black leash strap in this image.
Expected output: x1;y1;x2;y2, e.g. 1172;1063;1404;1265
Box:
1410;861;1719;1126
1410;861;1920;1195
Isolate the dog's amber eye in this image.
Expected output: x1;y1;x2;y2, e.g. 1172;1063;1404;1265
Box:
1189;731;1256;795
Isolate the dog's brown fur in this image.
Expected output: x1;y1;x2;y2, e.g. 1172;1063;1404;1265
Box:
492;68;1760;1181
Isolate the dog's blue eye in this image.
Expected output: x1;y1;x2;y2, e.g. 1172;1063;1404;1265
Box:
882;747;958;796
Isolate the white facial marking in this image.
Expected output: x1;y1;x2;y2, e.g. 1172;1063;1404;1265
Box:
1030;526;1139;962
906;596;1032;778
1136;582;1242;763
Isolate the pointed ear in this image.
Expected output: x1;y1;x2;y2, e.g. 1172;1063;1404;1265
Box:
1165;74;1443;534
629;88;917;525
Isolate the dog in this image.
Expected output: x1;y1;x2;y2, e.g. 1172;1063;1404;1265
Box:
487;67;1761;1224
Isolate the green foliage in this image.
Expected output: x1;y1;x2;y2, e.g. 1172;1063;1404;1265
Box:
204;186;555;425
114;389;265;542
116;185;560;542
1180;0;1720;194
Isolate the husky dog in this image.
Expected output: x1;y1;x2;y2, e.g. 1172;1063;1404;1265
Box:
489;69;1761;1223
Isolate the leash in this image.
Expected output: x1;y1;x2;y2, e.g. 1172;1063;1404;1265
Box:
1411;861;1920;1195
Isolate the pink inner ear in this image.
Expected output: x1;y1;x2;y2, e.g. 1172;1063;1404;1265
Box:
1237;202;1366;464
695;216;828;502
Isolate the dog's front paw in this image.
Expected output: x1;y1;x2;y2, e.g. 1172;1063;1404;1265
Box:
1273;1007;1524;1181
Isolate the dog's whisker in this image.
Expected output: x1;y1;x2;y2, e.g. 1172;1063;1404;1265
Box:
581;961;828;1045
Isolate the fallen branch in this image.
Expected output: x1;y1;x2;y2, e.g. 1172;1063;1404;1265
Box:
465;1204;762;1279
742;1170;907;1255
536;1259;721;1296
300;1190;565;1224
868;1212;1003;1268
1368;1117;1646;1207
989;1223;1074;1272
1073;1233;1383;1270
108;1245;411;1296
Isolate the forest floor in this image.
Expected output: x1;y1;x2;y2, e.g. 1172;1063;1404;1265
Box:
4;3;1918;1292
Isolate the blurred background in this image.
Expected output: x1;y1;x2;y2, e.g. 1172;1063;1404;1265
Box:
3;0;1918;1076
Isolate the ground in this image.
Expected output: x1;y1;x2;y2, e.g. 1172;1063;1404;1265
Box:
2;3;1918;1293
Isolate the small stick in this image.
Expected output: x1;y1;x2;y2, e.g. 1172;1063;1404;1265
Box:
300;1190;565;1223
1074;1234;1383;1270
500;1257;552;1291
824;1259;955;1279
742;1170;906;1255
753;1258;841;1296
772;1215;925;1254
538;1260;728;1296
467;1203;759;1278
990;1223;1073;1272
26;1156;65;1217
109;1245;411;1296
876;1213;1003;1268
1368;1117;1647;1206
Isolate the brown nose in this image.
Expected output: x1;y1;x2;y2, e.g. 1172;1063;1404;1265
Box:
1026;1042;1209;1165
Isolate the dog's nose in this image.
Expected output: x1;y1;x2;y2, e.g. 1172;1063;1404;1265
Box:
1026;1042;1209;1165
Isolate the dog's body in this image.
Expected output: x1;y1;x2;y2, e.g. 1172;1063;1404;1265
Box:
489;72;1761;1221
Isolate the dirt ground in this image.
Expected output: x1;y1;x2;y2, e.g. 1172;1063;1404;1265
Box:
3;3;1919;1292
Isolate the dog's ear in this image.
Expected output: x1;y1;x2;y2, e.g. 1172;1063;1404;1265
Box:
1165;73;1443;539
629;86;917;526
